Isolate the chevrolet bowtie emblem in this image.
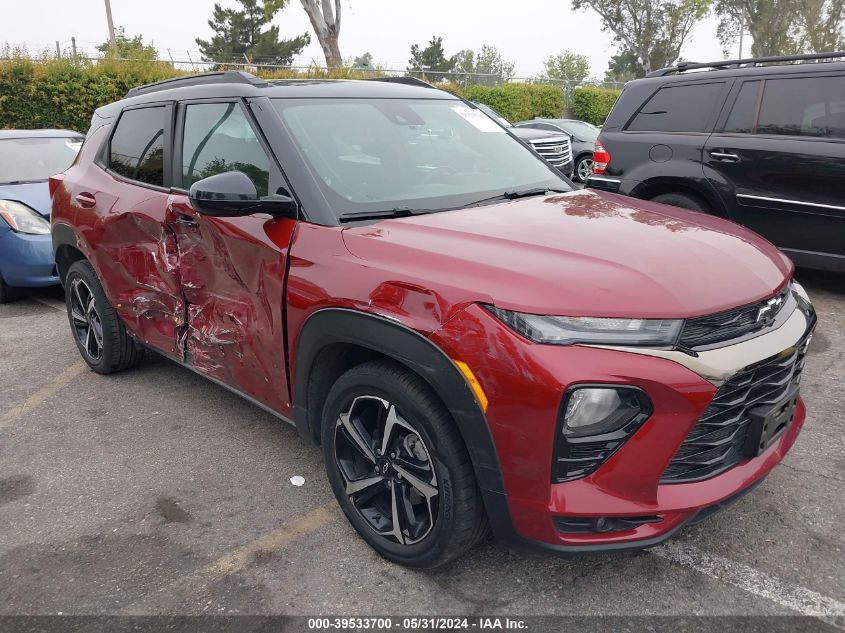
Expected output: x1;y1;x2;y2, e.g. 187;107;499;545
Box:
756;295;784;324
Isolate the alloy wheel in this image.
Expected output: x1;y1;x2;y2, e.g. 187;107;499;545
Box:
577;157;594;182
69;278;104;361
334;395;439;545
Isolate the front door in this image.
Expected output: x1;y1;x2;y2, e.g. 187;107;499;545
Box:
704;73;845;266
167;99;297;413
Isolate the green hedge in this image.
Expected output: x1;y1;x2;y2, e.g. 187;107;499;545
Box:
0;56;182;132
444;82;565;122
0;55;566;132
571;86;622;125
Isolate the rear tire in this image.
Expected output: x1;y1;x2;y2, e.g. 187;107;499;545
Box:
321;359;488;568
65;260;144;374
574;155;594;183
651;191;710;212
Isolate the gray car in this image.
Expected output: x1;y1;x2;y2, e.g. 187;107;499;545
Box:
472;103;574;178
514;118;600;182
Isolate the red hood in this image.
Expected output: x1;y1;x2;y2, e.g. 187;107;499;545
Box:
341;190;792;319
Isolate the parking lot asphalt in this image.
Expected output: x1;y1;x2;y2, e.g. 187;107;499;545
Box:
0;271;843;622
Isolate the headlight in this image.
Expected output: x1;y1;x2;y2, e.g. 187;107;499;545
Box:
0;200;50;235
486;305;683;346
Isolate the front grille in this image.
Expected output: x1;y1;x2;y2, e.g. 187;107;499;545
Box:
530;137;572;167
679;284;791;349
661;336;811;483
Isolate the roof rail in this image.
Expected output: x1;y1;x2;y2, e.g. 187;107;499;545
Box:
647;50;845;77
366;76;435;88
125;71;269;98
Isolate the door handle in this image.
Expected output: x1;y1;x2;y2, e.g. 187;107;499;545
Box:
710;151;741;162
175;213;198;228
74;192;97;208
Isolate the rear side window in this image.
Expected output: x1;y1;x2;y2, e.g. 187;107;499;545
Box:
109;107;166;186
627;82;725;133
181;102;270;196
723;81;761;134
757;76;845;139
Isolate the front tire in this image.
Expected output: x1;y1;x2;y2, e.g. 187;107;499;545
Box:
0;275;20;304
321;359;488;568
64;260;144;374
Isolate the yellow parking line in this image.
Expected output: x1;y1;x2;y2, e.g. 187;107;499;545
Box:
30;296;67;313
0;360;88;430
201;503;339;578
120;503;339;613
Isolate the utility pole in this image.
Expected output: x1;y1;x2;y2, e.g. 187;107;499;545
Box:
738;8;745;58
71;36;77;58
104;0;117;56
55;41;61;58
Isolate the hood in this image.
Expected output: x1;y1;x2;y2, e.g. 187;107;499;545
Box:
0;182;52;217
341;190;792;319
510;127;569;142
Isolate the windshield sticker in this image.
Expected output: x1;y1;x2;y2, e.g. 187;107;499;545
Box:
451;106;505;133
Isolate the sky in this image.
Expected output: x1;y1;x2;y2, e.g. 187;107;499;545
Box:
4;0;736;78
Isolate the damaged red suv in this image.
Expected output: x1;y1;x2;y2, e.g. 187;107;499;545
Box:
51;72;816;567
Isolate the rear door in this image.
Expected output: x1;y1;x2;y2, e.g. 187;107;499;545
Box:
704;72;845;266
77;103;185;358
615;81;730;191
166;98;297;412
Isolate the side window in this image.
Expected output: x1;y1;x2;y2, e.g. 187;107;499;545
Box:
723;81;760;134
757;76;845;139
627;82;725;133
109;107;166;186
181;102;270;196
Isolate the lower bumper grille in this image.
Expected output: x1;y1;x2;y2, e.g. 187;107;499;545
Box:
661;335;811;483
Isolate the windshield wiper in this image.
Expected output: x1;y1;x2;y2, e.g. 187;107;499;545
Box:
463;187;570;208
338;207;418;223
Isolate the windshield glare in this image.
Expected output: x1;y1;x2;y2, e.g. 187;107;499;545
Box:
273;98;570;218
0;137;83;184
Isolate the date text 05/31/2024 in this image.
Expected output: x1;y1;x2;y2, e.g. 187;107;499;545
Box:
307;617;528;630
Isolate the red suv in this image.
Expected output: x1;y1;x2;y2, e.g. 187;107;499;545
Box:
51;72;816;567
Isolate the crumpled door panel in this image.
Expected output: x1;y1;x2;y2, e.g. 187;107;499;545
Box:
86;184;185;358
167;194;296;413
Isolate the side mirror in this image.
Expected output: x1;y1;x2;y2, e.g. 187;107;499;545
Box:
189;171;297;218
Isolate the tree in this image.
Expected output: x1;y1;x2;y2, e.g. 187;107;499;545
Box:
543;51;590;82
97;26;158;60
604;50;646;82
454;45;515;82
799;0;845;51
352;52;373;69
196;0;310;66
714;0;843;57
572;0;712;74
714;0;802;56
407;36;458;73
267;0;342;66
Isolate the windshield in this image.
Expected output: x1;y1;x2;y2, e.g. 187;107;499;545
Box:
557;120;599;140
0;136;83;184
273;98;571;219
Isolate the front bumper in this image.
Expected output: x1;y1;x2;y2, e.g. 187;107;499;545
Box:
431;291;815;553
0;228;59;287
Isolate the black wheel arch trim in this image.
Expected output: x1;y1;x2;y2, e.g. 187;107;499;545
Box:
293;307;507;502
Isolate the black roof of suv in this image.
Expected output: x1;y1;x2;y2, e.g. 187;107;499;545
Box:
585;51;845;273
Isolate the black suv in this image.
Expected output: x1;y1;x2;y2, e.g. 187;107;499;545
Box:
586;52;845;272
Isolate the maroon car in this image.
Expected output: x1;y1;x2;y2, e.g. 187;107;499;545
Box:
50;72;816;567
